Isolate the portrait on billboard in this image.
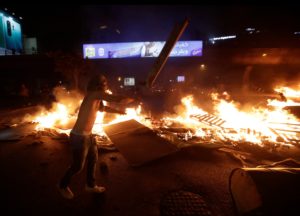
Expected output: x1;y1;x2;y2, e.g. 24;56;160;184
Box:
140;42;164;57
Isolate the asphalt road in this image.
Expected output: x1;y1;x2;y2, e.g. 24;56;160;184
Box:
0;128;239;216
2;102;300;216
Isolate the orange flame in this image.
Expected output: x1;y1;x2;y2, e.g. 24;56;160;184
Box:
30;85;300;147
31;87;147;136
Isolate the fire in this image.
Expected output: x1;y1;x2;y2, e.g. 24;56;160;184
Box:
92;111;106;136
274;86;300;99
267;99;300;107
114;105;149;127
33;103;70;131
267;86;300;107
162;95;207;127
29;86;82;133
212;95;277;144
29;84;300;148
30;87;147;137
92;105;149;135
161;90;300;146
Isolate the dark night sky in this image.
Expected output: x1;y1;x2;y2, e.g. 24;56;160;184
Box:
2;4;300;52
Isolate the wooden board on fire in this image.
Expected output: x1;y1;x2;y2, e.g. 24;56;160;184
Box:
103;119;179;167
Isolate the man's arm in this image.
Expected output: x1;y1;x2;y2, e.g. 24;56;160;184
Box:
91;91;134;104
92;91;124;102
102;106;126;115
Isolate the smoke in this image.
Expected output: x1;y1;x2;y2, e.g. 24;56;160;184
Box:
52;86;83;115
21;86;83;126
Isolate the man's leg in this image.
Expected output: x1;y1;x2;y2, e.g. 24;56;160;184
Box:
60;134;88;188
86;135;98;188
85;135;105;193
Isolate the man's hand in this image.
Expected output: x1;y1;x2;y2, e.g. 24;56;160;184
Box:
120;97;135;104
103;106;126;115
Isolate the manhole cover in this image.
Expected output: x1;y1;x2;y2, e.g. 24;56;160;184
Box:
160;190;213;216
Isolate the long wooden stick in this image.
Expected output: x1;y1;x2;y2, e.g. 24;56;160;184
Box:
146;18;189;88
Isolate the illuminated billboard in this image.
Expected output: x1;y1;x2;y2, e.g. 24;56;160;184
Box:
177;76;185;82
124;77;135;86
0;10;23;54
0;13;5;49
83;41;202;59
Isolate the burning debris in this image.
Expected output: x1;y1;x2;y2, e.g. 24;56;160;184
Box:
2;83;300;166
103;119;178;166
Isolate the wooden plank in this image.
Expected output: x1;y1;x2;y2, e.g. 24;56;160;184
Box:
146;18;189;88
104;119;179;166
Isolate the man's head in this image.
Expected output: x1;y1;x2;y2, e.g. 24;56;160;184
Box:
87;74;108;92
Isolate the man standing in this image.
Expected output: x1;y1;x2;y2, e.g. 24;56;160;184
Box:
58;74;133;199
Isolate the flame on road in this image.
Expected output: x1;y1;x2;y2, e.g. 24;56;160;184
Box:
30;87;147;136
29;85;300;147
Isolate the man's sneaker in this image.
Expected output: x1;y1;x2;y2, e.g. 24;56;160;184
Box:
58;186;74;199
85;185;106;193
